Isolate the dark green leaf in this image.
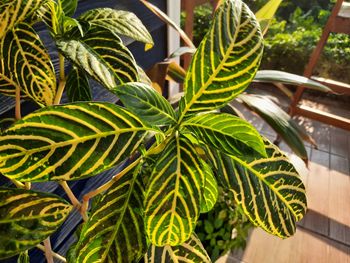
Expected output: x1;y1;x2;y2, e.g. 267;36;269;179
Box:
60;0;77;16
57;25;139;89
79;8;153;49
0;187;72;259
113;82;177;126
239;94;308;160
66;67;92;102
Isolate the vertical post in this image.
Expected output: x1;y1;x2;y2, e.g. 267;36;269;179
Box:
167;0;181;97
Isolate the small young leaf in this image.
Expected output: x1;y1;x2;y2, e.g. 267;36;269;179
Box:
182;113;266;157
0;188;72;259
17;251;29;263
66;67;92;102
113;82;177;125
145;234;211;263
60;0;78;16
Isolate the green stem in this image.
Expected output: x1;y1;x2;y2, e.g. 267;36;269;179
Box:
15;85;21;120
54;54;66;105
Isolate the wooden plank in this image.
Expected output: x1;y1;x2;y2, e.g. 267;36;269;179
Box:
294;105;350;131
310;76;350;95
329;154;350;245
330;126;349;157
302;149;330;235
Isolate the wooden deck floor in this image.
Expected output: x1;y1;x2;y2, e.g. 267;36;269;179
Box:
217;102;350;263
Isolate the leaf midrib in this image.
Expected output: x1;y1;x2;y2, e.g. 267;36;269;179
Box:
1;128;149;161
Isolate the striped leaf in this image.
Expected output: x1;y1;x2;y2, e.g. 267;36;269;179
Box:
0;22;56;106
75;165;147;262
145;234;211;263
0;187;72;259
145;135;203;246
182;113;266;157
180;0;263;118
0;0;48;39
200;161;218;213
0;102;153;182
79;8;154;49
60;0;77;16
36;0;63;34
210;139;307;238
114;82;177;126
57;25;139;90
66;67;92;102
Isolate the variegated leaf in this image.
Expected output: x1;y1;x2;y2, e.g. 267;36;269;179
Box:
57;25;139;90
0;22;56;106
0;0;48;38
144;135;203;246
145;234;211;263
0;187;72;259
200;161;218;213
114;82;177;126
210;139;307;238
182;113;266;157
66;67;92;102
179;0;263;119
79;8;154;49
0;102;154;182
75;165;146;262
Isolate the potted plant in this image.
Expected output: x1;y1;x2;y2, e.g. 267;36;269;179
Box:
0;0;307;262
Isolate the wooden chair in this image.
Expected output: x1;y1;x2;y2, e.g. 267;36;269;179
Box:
290;0;350;130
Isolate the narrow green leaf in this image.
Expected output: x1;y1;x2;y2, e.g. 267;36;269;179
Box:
59;0;77;16
79;8;154;48
239;94;308;160
0;187;72;259
75;165;147;262
57;25;139;90
254;70;331;92
17;251;29;263
0;0;48;38
66;67;92;102
145;136;203;246
200;161;218;213
182;113;266;157
145;234;211;263
0;23;56;106
210;139;307;238
255;0;282;21
0;102;154;182
114;82;177;126
180;0;263;118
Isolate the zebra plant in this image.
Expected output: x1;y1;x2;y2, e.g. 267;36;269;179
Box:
0;0;307;262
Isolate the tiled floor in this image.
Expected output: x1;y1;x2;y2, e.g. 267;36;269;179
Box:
217;99;350;263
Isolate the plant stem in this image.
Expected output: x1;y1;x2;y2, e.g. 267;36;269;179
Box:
43;238;54;263
10;179;25;189
24;182;31;190
54;54;66;105
15;85;21;120
81;158;142;216
37;244;67;263
59;181;86;220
